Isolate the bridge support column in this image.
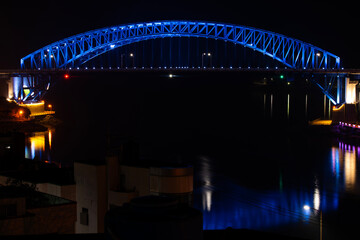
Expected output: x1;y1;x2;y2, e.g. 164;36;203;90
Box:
337;76;342;104
7;79;13;99
345;77;357;104
333;77;359;124
10;76;22;101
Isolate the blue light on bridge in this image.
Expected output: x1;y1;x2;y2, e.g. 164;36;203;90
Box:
20;20;340;70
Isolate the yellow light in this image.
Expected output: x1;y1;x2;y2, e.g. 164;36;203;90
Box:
19;102;45;107
19;110;23;115
48;130;52;149
29;132;46;153
333;104;345;111
344;149;356;191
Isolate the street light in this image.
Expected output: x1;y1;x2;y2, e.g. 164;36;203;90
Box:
316;52;321;69
129;53;135;68
202;52;212;68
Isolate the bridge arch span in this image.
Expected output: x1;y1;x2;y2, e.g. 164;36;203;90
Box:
21;21;340;70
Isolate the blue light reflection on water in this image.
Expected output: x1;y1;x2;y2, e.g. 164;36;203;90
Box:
194;140;359;235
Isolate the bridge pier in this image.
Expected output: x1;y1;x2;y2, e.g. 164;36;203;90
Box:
337;77;342;104
345;77;358;104
6;74;50;103
11;76;23;100
332;76;360;124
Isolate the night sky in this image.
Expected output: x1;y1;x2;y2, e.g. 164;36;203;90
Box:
1;0;358;69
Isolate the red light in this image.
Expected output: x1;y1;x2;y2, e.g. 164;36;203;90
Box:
64;74;70;79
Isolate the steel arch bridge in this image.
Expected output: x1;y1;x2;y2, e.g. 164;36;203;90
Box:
20;20;341;70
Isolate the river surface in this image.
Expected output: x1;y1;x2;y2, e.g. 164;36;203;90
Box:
26;72;359;239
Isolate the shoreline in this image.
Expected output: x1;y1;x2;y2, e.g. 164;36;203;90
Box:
0;115;61;133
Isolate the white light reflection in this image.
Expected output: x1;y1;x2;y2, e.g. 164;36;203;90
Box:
199;156;213;212
203;189;212;212
287;94;290;119
314;187;320;211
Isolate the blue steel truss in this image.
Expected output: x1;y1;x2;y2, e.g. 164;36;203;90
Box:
20;21;341;70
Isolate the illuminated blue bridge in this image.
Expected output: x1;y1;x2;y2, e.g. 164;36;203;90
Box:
21;20;340;70
4;20;359;105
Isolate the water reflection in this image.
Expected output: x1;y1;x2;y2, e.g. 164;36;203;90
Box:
25;130;53;164
198;156;213;212
287;94;290;119
195;139;359;238
333;142;357;192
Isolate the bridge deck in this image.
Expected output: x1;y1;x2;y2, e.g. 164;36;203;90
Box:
1;68;360;76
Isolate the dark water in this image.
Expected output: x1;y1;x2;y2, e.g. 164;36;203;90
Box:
28;71;359;239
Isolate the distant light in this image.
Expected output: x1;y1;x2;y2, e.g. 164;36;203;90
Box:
280;75;284;79
303;205;311;211
130;53;134;57
316;53;321;57
64;74;70;79
19;110;24;115
169;74;173;78
110;44;115;48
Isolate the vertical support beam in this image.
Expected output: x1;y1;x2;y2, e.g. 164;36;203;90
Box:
7;78;14;99
345;76;357;104
337;75;341;104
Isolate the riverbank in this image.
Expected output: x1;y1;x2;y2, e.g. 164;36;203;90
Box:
0;115;61;133
0;120;47;133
